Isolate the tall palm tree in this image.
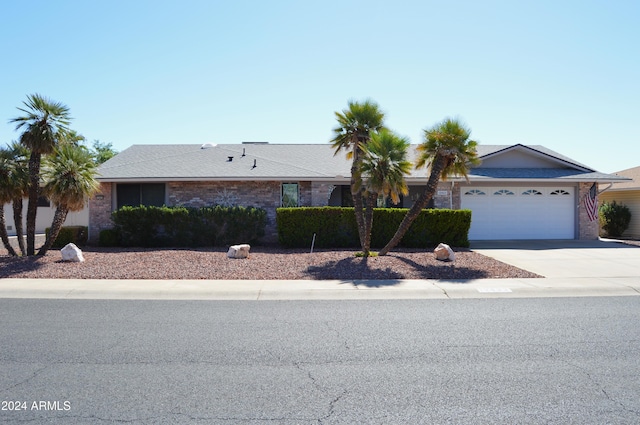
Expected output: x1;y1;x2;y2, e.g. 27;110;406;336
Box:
330;100;386;255
10;94;71;255
379;118;480;255
359;130;412;252
38;144;99;255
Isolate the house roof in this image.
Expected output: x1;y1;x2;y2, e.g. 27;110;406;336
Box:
97;143;625;183
605;166;640;191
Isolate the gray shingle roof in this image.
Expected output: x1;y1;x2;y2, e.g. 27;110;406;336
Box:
97;143;623;183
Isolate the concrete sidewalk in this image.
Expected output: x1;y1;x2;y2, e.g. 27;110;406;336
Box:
1;277;639;300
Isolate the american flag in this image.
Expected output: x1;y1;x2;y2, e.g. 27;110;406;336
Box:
584;183;598;222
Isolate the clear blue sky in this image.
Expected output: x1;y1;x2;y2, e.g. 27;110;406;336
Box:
1;0;638;173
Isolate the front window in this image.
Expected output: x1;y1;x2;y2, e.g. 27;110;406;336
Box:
117;183;166;209
281;183;299;207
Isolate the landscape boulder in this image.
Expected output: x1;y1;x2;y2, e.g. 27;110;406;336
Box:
61;243;85;262
434;243;455;262
227;244;251;259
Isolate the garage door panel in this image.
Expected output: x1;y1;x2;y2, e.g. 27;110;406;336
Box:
462;187;575;240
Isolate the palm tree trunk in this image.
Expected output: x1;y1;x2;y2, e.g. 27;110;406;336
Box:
38;207;68;256
379;155;448;256
362;192;377;256
350;148;367;251
26;151;41;256
0;207;18;256
12;198;26;256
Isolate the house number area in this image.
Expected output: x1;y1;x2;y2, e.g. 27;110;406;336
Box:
2;400;71;411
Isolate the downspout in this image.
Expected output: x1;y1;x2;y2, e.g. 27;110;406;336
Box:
450;181;454;209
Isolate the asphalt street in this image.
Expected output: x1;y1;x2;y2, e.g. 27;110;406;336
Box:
1;297;640;424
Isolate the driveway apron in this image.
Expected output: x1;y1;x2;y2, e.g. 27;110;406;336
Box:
470;239;640;278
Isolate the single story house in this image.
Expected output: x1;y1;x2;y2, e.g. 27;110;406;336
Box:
89;142;626;243
599;166;640;239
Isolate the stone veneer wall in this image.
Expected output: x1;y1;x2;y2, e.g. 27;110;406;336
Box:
578;182;599;240
168;181;283;241
88;182;113;243
311;182;337;207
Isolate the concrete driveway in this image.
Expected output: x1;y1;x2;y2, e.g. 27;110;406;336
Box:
471;239;640;278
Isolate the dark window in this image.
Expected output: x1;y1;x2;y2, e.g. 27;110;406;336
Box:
117;183;165;209
341;186;354;207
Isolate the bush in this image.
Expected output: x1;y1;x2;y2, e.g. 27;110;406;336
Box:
277;207;471;248
599;201;631;237
45;226;88;248
99;228;119;247
109;205;267;247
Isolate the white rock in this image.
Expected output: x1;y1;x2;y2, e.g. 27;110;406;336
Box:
434;243;455;262
61;243;85;262
227;244;251;259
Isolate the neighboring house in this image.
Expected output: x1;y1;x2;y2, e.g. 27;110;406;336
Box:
89;142;625;243
599;166;640;239
3;199;88;236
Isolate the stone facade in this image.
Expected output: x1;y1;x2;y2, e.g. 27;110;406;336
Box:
168;181;283;241
578;182;600;240
88;182;113;243
311;183;337;207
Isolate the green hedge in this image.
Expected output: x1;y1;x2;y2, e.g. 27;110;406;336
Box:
277;207;471;248
109;205;267;247
45;226;88;248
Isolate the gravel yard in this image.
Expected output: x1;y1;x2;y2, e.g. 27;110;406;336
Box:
0;246;541;280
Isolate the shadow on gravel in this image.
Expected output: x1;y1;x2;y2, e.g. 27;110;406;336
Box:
305;256;404;282
304;252;491;284
388;254;491;280
0;256;46;278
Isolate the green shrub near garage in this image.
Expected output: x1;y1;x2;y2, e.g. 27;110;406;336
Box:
599;201;632;237
277;207;471;248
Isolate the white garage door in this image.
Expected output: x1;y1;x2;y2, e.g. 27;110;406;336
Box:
461;187;575;240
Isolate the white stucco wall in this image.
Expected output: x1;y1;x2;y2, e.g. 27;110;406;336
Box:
3;200;89;236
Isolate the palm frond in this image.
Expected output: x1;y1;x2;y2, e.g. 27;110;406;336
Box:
41;144;99;211
360;130;412;204
415;117;480;181
10;94;72;154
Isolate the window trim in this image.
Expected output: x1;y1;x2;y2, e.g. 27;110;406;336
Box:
281;182;299;207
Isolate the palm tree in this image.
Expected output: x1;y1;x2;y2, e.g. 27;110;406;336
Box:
0;154;18;256
330;100;386;255
10;94;71;255
38;144;99;255
5;142;30;256
379;118;480;256
359;130;412;252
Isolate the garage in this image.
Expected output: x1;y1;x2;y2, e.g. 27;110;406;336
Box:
461;186;575;240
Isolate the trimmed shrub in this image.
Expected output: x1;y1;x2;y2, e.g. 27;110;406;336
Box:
109;205;267;247
277;207;471;248
45;226;88;248
599;201;631;237
99;228;119;247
